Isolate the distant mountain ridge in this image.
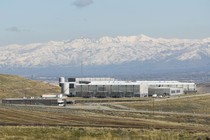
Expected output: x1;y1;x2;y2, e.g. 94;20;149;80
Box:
0;35;210;75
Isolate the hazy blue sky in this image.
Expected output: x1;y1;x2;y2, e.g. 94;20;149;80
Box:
1;0;210;46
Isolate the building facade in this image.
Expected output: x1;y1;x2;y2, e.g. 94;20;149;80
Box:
59;77;196;98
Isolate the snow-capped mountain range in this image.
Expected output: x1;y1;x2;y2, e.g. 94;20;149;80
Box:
0;35;210;75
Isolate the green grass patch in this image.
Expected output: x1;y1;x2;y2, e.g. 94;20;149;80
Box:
0;126;209;140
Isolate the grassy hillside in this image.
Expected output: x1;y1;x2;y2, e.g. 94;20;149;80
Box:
0;126;209;140
1;74;210;139
0;74;60;99
1;92;210;139
0;103;210;139
119;94;210;114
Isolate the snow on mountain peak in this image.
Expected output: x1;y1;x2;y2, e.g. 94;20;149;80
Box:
177;50;201;61
0;35;209;68
139;34;153;41
202;38;210;43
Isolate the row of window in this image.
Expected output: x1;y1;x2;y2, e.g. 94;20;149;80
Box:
171;90;181;94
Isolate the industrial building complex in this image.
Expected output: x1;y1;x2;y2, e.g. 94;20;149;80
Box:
1;77;196;106
59;77;196;98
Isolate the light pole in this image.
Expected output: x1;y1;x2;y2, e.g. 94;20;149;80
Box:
152;94;157;116
153;97;154;116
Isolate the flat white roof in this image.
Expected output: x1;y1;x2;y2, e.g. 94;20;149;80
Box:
75;80;195;86
137;81;180;83
77;81;140;86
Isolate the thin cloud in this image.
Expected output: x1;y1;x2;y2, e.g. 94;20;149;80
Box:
73;0;93;8
5;26;30;33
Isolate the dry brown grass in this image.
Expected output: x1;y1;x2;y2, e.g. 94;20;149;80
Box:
0;74;59;99
1;74;210;139
119;94;210;114
1;94;210;139
0;105;210;140
0;104;210;132
0;126;209;140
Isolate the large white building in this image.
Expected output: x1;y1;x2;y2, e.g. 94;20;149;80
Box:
59;77;196;98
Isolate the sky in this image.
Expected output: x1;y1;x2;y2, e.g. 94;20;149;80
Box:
0;0;210;46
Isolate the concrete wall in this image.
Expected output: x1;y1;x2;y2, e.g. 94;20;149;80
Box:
74;84;140;98
148;87;184;96
2;98;61;106
148;88;170;96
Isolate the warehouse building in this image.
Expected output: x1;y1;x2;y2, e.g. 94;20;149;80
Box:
148;87;183;96
59;77;196;98
137;81;196;94
2;98;66;106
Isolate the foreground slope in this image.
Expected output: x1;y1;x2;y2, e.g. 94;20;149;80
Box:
0;74;59;99
1;94;210;139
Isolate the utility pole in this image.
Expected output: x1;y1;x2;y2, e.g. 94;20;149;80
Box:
81;51;83;77
80;36;84;77
153;97;155;116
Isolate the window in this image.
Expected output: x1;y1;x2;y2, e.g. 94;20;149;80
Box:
171;90;175;94
69;84;75;89
98;86;106;91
